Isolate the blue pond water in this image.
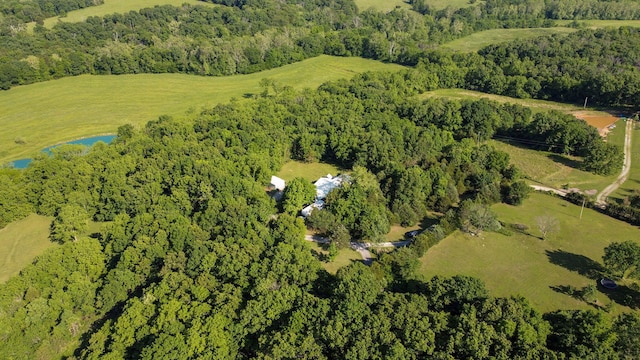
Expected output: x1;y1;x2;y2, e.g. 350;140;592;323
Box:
8;135;116;169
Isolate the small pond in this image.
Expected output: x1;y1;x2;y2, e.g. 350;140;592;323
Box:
7;135;116;169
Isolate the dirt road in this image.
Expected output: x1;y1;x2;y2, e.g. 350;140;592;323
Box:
596;119;633;205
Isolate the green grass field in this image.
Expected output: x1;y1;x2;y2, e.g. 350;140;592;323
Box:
308;242;364;274
277;161;344;183
441;27;577;52
28;0;214;30
421;88;588;113
613;122;640;200
354;0;410;12
555;20;640;29
489;140;617;192
0;56;404;164
0;214;54;283
420;192;640;313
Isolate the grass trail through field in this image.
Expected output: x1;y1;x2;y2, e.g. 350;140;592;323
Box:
28;0;214;30
0;56;403;164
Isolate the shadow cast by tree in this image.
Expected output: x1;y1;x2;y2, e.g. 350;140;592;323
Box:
546;153;582;169
545;249;605;280
598;284;640;310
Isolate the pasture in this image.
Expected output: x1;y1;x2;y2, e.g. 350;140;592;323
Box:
0;56;404;164
0;214;54;283
440;27;577;53
30;0;214;29
422;89;618;132
613;122;640;200
354;0;410;12
555;19;640;29
489;140;617;192
419;192;640;313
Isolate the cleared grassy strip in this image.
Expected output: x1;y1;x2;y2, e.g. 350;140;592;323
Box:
419;192;640;313
0;56;404;164
0;214;54;283
354;0;410;12
613;122;640;200
441;27;577;53
555;19;640;29
308;242;364;274
277;161;344;183
28;0;214;30
424;0;484;10
490;140;615;192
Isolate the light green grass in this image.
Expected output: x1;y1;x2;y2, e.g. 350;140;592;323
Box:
421;88;588;113
419;192;640;313
308;242;364;274
277;161;344;183
555;20;640;29
354;0;410;12
0;214;54;283
28;0;214;30
441;27;577;53
0;56;404;164
425;0;483;10
489;140;616;192
613;121;640;200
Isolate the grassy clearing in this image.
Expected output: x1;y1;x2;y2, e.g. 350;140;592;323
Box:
276;161;344;183
489;140;616;192
555;20;640;29
441;27;576;53
613;121;640;200
308;242;364;274
419;192;640;313
0;214;54;283
354;0;410;12
421;88;585;113
425;0;483;10
27;0;213;30
0;56;404;164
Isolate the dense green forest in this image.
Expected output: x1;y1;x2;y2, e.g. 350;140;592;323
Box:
1;0;639;358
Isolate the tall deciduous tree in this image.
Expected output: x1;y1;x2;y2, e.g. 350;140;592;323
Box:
281;177;316;215
49;204;89;244
603;241;640;279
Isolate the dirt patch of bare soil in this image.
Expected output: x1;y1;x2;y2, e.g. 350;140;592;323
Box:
571;111;619;137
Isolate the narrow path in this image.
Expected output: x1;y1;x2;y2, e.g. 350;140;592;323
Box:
304;234;410;263
596;119;633;205
529;185;568;197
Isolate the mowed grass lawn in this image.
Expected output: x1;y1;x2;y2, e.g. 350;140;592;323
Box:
0;214;54;283
0;56;404;164
419;192;640;313
441;27;577;52
277;161;344;183
30;0;214;29
613;122;640;200
490;140;617;192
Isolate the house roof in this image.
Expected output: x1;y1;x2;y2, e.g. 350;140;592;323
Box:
270;176;286;191
314;174;344;199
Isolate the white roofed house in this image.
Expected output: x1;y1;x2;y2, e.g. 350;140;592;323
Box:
301;174;348;217
270;176;286;191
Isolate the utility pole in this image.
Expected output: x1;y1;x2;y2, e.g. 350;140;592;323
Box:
583;97;588;109
580;197;586;220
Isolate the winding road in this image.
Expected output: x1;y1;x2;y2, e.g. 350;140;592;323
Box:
596;119;634;206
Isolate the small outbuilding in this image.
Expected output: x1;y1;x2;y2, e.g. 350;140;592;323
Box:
270;176;286;191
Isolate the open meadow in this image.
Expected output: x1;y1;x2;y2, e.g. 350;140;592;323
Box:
354;0;479;12
555;19;640;29
0;214;54;283
0;56;404;165
613;122;640;200
419;192;640;313
29;0;214;30
440;27;577;53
